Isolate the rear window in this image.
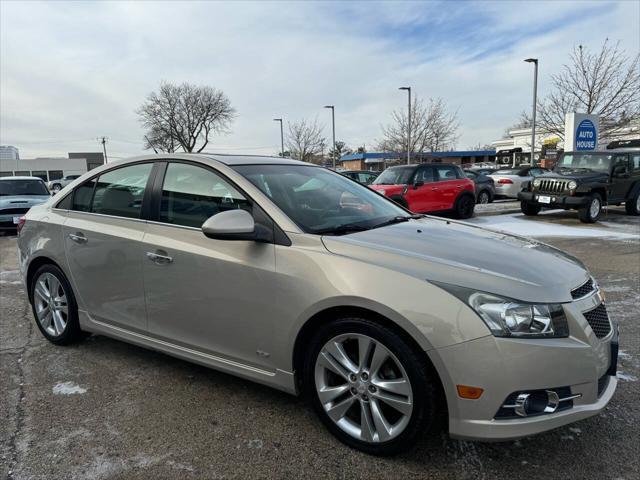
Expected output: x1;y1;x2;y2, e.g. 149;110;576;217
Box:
0;179;49;196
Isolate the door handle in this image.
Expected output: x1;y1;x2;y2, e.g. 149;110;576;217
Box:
146;251;173;265
68;232;87;244
431;187;439;191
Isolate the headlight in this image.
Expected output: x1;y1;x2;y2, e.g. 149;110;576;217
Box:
434;283;569;338
567;180;577;190
533;178;542;187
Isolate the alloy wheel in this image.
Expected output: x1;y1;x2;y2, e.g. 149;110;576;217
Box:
478;191;490;204
314;333;413;443
590;198;601;219
34;272;69;336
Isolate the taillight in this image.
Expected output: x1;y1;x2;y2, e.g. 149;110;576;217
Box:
16;216;26;235
497;178;514;184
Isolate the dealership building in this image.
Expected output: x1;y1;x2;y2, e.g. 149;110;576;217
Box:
0;147;105;181
339;150;496;171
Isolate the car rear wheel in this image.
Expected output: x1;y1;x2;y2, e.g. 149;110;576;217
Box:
454;194;475;219
30;264;86;345
521;201;541;216
477;190;491;205
625;190;640;216
304;318;437;456
578;193;602;223
51;183;62;192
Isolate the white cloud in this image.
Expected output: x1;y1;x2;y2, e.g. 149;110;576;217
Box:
1;0;638;158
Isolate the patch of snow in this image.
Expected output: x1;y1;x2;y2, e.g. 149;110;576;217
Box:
560;435;574;441
246;439;263;449
465;213;639;239
52;381;87;395
0;269;22;285
616;371;638;382
569;427;582;435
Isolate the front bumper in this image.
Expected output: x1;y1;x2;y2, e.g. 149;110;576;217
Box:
428;292;618;441
518;191;590;209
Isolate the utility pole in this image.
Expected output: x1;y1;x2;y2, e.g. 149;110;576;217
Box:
399;87;411;164
324;105;336;169
98;136;109;163
524;58;538;166
273;118;284;157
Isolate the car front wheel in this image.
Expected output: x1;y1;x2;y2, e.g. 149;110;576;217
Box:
304;318;437;456
454;194;475;219
477;190;491;205
579;193;603;223
521;201;541;216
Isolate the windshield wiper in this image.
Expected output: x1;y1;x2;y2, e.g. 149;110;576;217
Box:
314;223;372;235
371;214;423;230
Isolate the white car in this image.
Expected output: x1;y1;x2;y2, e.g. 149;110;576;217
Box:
488;166;549;199
47;175;82;193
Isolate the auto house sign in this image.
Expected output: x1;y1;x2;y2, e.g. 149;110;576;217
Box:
575;119;597;151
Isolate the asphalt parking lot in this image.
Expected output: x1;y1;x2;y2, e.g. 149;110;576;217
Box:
1;208;639;480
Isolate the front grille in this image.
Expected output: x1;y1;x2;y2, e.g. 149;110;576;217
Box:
571;278;595;299
597;375;609;398
583;304;611;339
0;207;30;215
537;179;569;194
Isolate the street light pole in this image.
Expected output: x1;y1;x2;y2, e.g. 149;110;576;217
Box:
399;87;411;164
525;58;538;166
324;105;336;169
273;118;284;157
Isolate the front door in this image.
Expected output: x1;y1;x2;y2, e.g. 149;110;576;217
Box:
63;162;154;331
142;161;278;368
404;166;438;212
610;154;633;201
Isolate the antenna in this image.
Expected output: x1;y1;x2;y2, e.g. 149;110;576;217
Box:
144;135;159;154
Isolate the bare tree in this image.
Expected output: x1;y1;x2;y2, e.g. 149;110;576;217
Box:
285;118;326;162
137;82;235;153
378;97;459;157
534;40;639;140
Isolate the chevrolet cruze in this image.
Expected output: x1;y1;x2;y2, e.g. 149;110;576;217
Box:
17;154;618;455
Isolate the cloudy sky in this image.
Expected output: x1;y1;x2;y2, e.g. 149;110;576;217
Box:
1;0;638;159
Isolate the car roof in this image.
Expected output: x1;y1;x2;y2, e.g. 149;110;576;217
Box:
198;153;310;166
0;176;45;181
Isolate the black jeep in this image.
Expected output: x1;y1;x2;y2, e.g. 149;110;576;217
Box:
518;147;640;223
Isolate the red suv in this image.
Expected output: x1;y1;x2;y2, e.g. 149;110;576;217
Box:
370;163;476;218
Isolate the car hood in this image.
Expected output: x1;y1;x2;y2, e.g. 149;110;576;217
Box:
322;217;588;304
0;195;51;209
545;171;608;182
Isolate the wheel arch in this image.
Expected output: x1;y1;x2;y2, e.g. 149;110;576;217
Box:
291;305;447;410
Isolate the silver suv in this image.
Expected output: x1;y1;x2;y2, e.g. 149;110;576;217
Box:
47;174;81;193
18;154;618;455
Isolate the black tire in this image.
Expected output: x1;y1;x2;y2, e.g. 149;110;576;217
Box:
521;201;541;216
454;194;475;219
303;317;437;456
389;195;408;209
625;190;640;216
477;190;491;205
578;193;602;223
29;264;86;345
51;183;62;192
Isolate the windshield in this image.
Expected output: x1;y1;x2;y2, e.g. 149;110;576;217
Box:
372;166;415;185
556;153;613;173
232;164;409;234
0;179;49;196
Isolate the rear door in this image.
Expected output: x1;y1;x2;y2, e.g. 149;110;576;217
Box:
403;165;438;212
433;165;464;210
62;162;155;331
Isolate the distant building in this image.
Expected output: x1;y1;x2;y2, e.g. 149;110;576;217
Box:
339;150;496;171
0;145;20;161
0;151;104;181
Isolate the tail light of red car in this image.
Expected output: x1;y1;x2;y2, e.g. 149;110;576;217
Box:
497;178;514;184
16;216;26;235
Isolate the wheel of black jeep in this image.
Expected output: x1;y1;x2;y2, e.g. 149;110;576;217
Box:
521;201;541;216
625;190;640;216
578;193;603;223
454;194;475;219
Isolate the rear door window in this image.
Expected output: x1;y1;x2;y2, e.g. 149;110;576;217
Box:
433;165;458;181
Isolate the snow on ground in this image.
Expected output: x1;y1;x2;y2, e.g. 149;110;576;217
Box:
465;211;639;239
53;382;87;395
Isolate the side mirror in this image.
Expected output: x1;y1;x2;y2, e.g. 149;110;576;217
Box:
202;209;256;241
413;180;424;189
